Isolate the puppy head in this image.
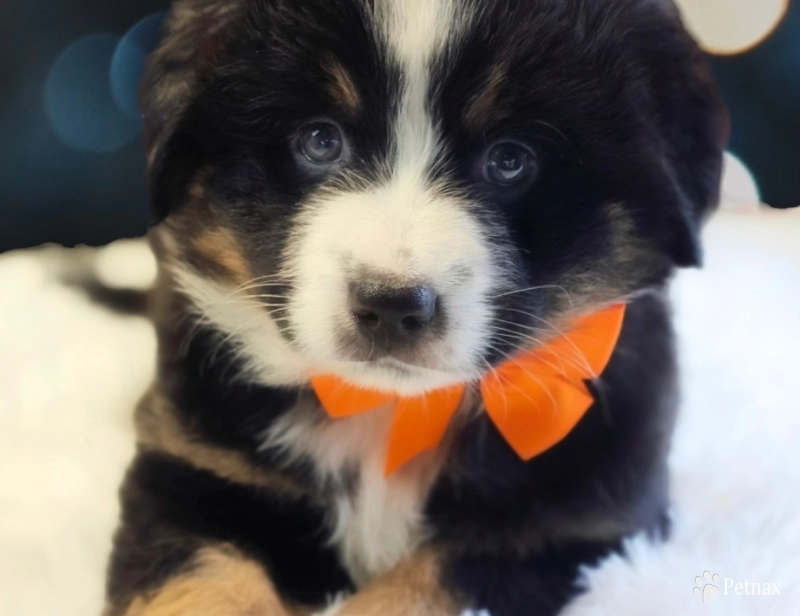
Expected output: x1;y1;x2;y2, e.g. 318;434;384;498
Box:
144;0;726;393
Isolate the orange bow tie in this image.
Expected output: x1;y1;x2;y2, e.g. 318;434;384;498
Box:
311;304;626;475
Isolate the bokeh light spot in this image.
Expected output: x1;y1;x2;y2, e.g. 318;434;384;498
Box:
675;0;789;56
111;13;165;118
721;152;761;212
45;34;140;153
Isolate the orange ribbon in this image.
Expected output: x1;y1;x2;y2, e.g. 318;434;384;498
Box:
312;304;626;475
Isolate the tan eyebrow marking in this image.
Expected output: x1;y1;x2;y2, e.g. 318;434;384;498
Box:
188;227;251;285
464;62;508;130
325;57;362;114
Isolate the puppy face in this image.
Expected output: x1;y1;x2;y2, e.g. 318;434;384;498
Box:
144;0;725;394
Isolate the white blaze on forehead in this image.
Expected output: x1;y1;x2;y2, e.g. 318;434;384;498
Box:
373;0;471;171
373;0;461;64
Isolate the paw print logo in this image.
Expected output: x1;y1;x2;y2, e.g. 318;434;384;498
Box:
693;571;721;603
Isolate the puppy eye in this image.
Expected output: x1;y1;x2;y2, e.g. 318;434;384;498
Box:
299;122;344;164
483;141;538;187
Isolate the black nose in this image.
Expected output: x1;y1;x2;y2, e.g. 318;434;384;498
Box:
349;282;438;344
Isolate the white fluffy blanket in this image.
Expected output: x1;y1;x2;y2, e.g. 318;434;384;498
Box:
1;209;798;616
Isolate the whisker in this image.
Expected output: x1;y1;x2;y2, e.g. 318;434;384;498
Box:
245;294;288;300
481;358;510;422
487;332;591;379
484;345;555;413
532;119;571;147
197;303;290;322
503;309;594;377
222;274;291;299
492;320;554;336
208;313;267;364
491;284;573;307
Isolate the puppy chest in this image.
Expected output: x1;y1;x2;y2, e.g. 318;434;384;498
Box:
329;459;432;587
265;405;441;586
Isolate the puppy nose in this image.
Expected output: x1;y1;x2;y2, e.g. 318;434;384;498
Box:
349;282;438;343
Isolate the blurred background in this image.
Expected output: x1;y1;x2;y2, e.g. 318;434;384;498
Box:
0;0;798;254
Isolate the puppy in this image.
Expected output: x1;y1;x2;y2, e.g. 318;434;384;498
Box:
105;0;726;614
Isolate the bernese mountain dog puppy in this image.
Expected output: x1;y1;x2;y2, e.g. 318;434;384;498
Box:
104;0;727;614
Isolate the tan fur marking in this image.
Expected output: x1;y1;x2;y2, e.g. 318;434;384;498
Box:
189;227;251;285
606;202;651;266
136;390;307;498
332;550;459;616
464;63;508;130
156;178;252;285
325;58;361;114
552;203;659;316
123;545;290;616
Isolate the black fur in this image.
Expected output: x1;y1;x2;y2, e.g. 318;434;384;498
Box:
446;539;624;616
145;0;400;225
106;0;726;614
432;292;676;612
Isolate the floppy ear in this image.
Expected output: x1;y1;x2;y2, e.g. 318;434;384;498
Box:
636;3;730;267
636;157;715;269
139;0;237;225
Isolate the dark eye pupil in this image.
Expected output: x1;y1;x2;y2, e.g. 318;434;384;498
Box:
301;123;343;163
499;152;521;171
484;142;535;186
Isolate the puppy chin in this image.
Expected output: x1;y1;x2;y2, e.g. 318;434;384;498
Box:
322;358;475;397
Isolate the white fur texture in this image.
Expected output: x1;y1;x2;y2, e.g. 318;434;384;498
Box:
1;209;799;615
171;265;310;387
284;177;500;395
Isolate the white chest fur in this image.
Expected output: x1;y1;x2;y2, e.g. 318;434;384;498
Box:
263;403;442;587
